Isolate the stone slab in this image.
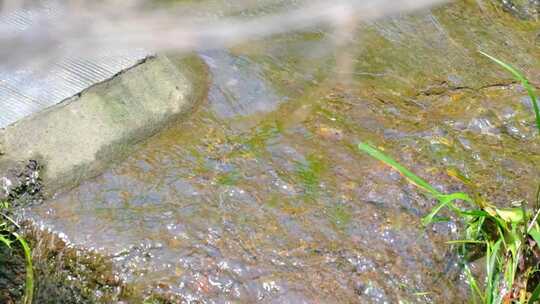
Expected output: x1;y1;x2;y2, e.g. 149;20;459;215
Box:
0;54;208;195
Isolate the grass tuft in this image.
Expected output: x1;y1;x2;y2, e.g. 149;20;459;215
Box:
1;202;34;304
358;141;540;303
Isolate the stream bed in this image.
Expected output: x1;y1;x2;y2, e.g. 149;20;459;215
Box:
24;1;540;303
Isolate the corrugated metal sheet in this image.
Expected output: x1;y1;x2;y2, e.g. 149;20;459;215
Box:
0;1;148;128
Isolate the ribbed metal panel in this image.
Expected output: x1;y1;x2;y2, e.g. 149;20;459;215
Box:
0;1;148;128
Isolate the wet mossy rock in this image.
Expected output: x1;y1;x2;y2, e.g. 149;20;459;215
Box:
0;54;208;195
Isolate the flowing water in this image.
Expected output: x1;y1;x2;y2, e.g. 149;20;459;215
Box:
26;1;540;303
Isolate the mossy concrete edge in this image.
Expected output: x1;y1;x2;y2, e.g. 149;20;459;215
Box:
0;54;209;195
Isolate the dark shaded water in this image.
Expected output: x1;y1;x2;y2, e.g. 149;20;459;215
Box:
27;1;539;303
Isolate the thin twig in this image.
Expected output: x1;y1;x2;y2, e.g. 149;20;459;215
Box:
0;211;20;229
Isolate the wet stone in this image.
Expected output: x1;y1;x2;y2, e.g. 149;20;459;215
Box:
0;160;43;206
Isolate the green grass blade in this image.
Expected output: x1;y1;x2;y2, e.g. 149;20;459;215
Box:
464;263;484;303
446;240;486;244
421;198;458;226
529;225;540;250
13;232;33;304
479;51;540;133
357;142;441;196
358;142;474;226
494;207;526;224
0;234;12;248
460;210;490;217
486;239;503;303
536;183;540;211
530;282;540;303
440;192;474;205
422;193;473;226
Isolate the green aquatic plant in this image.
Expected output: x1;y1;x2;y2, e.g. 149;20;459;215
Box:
358;142;540;303
479;51;540;133
0;202;34;304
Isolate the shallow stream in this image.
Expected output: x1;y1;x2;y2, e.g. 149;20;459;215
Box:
26;1;540;302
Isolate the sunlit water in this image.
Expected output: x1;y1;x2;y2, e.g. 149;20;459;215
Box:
26;1;540;302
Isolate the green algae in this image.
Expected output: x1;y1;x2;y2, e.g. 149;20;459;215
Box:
327;204;352;229
295;154;326;199
242;123;282;155
216;170;241;186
